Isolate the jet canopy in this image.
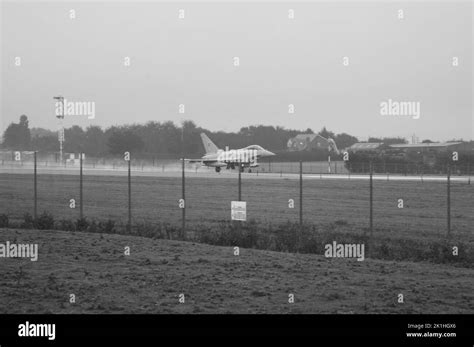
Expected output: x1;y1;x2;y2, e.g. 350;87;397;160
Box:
243;145;264;151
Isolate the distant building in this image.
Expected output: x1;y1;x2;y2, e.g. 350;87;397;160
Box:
287;134;333;152
388;142;471;165
410;134;419;144
347;141;474;166
348;141;472;153
347;142;383;153
388;142;462;151
65;153;85;164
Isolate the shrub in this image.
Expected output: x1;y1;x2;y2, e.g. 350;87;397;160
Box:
99;219;116;234
35;211;55;230
57;219;76;231
88;220;99;233
134;222;155;238
76;217;89;231
163;223;181;240
21;213;35;229
4;210;474;267
334;219;348;226
0;214;9;228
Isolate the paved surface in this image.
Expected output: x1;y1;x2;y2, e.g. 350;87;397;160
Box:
1;164;472;183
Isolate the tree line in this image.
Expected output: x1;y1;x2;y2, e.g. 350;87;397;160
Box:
3;115;363;158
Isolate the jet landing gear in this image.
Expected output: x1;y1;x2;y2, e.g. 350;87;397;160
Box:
215;167;221;173
237;164;252;173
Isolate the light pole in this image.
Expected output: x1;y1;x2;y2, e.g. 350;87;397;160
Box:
53;96;65;164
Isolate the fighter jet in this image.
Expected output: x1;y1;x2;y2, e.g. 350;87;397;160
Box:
188;133;276;173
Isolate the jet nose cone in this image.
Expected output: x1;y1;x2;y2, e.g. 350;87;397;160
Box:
265;150;276;156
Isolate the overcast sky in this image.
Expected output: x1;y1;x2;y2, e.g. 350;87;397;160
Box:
1;1;473;142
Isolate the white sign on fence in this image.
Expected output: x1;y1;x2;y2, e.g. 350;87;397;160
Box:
231;201;246;221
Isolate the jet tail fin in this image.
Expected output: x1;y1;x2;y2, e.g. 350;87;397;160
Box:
200;133;219;154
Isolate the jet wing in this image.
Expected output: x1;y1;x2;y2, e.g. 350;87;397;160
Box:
185;159;217;164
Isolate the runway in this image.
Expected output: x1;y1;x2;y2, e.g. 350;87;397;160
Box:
1;163;472;183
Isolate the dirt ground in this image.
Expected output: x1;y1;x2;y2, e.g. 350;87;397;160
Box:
0;228;472;314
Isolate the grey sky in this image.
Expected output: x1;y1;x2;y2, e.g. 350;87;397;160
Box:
1;1;473;142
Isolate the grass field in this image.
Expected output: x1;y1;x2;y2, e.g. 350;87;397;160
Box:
1;173;473;314
1;172;473;244
1;228;472;314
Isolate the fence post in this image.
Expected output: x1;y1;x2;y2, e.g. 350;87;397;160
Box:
468;164;471;185
238;166;242;201
128;155;131;232
34;151;37;219
80;153;83;219
369;163;373;238
181;158;186;239
299;161;303;226
447;163;451;237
